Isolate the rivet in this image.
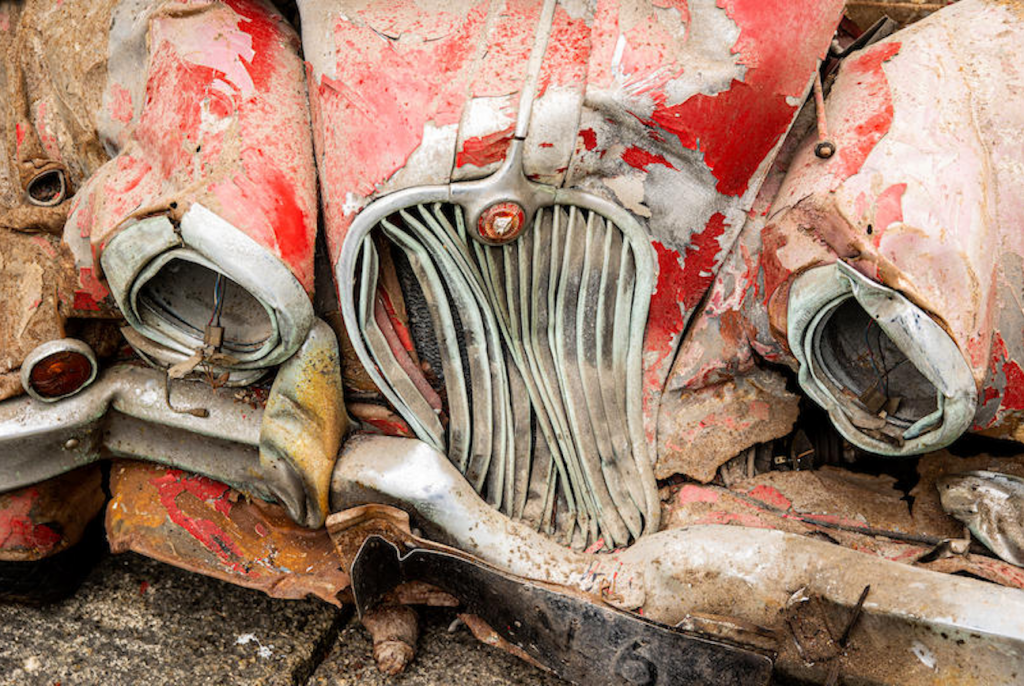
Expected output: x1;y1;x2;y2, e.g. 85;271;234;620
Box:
64;437;80;450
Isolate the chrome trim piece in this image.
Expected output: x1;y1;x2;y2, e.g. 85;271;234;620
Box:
0;320;344;527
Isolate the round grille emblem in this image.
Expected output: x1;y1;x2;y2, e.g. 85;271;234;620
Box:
477;202;526;243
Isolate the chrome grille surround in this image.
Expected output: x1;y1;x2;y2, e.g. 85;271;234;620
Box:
337;153;658;549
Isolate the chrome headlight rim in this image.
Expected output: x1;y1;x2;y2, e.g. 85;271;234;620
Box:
788;261;977;455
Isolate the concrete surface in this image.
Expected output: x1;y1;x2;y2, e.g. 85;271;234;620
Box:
0;551;567;686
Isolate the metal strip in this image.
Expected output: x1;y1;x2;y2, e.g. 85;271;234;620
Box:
555;206;630;547
379;218;471;470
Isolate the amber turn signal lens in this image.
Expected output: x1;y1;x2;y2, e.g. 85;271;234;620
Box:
478;202;526;243
28;351;95;399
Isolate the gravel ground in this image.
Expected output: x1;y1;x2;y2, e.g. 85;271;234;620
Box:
0;552;567;686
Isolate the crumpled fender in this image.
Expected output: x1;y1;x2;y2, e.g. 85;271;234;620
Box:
761;0;1024;452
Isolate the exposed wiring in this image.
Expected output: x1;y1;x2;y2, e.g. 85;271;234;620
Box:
876;323;889;396
208;273;226;326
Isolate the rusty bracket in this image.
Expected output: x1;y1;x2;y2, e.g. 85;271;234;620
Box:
348;534;774;686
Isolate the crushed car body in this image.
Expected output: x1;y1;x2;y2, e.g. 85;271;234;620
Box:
3;0;1024;684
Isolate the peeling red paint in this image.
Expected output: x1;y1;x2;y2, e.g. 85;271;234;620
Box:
758;223;791;305
223;0;281;92
579;128;598;151
679;213;728;310
619;13;685;87
1003;362;1024;411
221;150;312;285
536;4;591;94
621;146;675;172
456;125;515;168
134;42;211;178
315;0;486;217
872;182;906;247
647;241;687;365
832;42;902;182
73;267;110;311
77;2;318;292
150;469;252;576
983;334;1024;413
109;83;134;124
676;484;719;505
650;0;846;196
746;484;792;511
469;0;538;100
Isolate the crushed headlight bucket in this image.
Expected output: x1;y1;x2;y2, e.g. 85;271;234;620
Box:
788;261;977;455
101;204;315;385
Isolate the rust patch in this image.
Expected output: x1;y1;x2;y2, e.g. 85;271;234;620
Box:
656;369;800;482
0;230;76;399
106;461;350;605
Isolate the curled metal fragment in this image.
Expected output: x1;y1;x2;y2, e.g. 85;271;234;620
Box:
938;470;1024;567
260;319;348;528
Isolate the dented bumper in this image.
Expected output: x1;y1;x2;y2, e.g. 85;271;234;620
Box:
0;319;344;528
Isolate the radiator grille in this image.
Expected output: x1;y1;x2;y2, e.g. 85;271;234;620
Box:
350;201;654;548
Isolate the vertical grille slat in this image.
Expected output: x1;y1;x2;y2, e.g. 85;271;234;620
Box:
379;218;472;469
578;212;644;541
394;209;493;477
555;207;630;547
356;240;446;449
349;198;654;549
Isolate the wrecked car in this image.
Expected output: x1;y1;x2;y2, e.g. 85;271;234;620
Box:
3;0;1024;683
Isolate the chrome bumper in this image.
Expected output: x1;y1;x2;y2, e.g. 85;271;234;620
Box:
0;320;344;528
